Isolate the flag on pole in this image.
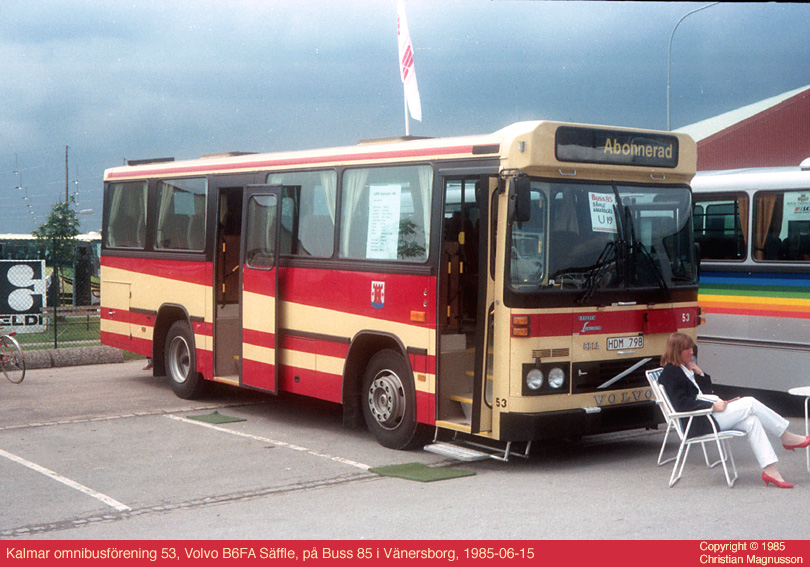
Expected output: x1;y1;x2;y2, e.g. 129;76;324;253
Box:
397;0;422;122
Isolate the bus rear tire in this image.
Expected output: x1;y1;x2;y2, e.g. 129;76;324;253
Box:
362;349;428;450
165;320;206;399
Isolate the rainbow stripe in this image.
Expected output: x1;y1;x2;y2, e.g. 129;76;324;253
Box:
699;271;810;319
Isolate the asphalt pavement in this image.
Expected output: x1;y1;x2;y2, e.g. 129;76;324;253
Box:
1;358;809;540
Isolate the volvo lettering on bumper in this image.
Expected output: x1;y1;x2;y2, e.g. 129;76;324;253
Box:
593;388;653;406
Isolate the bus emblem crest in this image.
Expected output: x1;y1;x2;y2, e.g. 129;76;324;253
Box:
371;281;385;309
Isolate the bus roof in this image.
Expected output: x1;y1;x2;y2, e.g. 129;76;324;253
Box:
693;160;810;192
104;120;696;183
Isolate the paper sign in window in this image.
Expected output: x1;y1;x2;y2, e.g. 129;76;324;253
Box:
367;184;402;259
589;192;617;234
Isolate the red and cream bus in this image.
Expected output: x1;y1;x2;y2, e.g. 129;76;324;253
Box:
100;121;698;456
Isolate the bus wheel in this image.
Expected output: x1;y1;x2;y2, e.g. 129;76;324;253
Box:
362;349;427;450
165;320;206;399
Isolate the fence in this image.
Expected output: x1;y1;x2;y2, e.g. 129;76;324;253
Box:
1;257;100;351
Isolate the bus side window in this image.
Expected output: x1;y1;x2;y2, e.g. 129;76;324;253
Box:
104;181;148;249
245;195;278;268
693;193;747;260
339;165;433;262
267;171;337;258
155;177;207;252
755;189;810;262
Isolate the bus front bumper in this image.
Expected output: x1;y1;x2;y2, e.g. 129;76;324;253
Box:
498;401;661;442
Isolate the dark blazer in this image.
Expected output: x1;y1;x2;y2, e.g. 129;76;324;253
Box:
658;363;717;438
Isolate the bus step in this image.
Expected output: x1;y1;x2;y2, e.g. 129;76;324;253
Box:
423;441;491;462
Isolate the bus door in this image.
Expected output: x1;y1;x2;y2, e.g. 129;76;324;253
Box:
471;175;499;434
437;174;496;434
239;186;282;393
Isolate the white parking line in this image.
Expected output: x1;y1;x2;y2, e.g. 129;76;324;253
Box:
165;414;371;471
0;448;131;512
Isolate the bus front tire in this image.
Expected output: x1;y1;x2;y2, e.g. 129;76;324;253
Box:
361;349;428;450
165;320;206;399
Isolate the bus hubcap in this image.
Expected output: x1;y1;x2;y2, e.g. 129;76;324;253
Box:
368;371;405;430
168;336;190;384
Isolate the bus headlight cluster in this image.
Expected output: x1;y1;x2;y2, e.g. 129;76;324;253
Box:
523;363;568;395
526;368;544;390
548;367;565;389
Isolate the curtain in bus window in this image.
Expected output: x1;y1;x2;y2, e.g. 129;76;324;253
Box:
737;195;749;251
105;182;147;248
267;170;337;257
245;195;277;268
753;193;782;260
155;178;207;251
417;165;432;253
756;190;810;262
340;169;370;257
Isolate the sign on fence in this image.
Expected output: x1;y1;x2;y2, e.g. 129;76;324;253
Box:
0;260;48;333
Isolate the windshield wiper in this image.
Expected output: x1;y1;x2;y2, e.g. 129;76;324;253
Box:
579;240;619;304
619;199;672;300
633;240;672;301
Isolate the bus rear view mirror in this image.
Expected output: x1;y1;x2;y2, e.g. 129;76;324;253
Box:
513;176;532;223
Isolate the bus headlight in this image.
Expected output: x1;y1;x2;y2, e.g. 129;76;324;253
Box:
526;368;544;390
548;367;565;389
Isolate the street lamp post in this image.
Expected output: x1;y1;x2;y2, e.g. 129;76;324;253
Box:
667;2;719;131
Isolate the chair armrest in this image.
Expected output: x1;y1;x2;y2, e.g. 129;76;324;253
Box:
670;408;713;418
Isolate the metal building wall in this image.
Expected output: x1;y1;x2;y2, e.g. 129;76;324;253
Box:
697;90;810;170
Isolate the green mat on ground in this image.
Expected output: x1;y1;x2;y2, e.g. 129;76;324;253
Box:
369;462;475;482
186;411;246;424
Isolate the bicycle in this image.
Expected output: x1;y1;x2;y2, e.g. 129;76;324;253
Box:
0;331;25;384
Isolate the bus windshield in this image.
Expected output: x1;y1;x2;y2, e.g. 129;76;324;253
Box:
509;180;695;300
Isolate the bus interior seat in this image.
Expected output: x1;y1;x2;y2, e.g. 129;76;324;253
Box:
762;235;782;260
547;230;578;276
299;215;334;257
161;215;189;250
697;235;740;260
187;215;205;251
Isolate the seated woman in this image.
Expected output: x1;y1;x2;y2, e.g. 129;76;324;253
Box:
659;332;810;488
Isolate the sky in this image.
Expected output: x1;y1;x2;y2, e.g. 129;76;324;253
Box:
1;0;809;235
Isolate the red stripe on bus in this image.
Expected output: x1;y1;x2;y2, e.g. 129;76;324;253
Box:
279;334;350;359
102;256;211;286
279;268;437;328
243;328;275;348
106;145;477;180
130;311;155;328
100;330;153;358
241;358;277;392
192;320;213;337
524;306;697;337
278;366;342;403
416;390;436;426
198;348;212;379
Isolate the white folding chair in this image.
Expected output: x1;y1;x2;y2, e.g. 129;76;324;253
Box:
646;368;745;488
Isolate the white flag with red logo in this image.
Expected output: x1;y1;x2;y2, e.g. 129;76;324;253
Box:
397;0;422;122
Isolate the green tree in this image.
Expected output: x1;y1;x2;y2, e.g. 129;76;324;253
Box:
32;199;81;305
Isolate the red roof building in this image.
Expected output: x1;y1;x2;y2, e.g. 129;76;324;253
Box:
676;84;810;170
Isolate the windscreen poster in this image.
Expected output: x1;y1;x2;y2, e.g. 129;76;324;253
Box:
0;260;48;333
589;192;618;234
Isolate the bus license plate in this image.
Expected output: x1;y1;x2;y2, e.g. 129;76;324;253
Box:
607;336;644;350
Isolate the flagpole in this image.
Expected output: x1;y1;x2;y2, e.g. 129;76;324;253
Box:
398;0;420;137
404;92;410;136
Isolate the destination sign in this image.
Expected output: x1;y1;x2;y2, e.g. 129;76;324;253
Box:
556;126;679;169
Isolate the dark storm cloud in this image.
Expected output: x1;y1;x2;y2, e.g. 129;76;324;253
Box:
1;1;809;234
